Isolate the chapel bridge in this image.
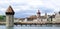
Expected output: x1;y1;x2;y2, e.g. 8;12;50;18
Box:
0;22;60;25
14;22;60;25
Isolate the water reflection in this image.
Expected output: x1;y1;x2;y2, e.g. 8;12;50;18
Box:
1;25;60;29
6;26;14;29
15;24;60;27
0;25;60;29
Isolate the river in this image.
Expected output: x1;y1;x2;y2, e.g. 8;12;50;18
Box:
0;25;60;29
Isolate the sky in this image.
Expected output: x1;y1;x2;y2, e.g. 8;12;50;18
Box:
0;0;60;18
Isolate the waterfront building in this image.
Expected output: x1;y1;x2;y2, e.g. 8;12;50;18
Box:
52;11;60;23
22;10;48;23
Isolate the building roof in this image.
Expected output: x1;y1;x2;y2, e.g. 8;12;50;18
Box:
29;15;37;19
6;5;14;13
40;16;46;19
27;15;46;20
27;15;37;19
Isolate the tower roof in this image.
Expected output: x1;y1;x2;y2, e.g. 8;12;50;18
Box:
5;5;15;15
6;5;14;13
59;11;60;14
37;10;41;14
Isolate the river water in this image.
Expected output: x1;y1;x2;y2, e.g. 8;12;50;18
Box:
0;25;60;29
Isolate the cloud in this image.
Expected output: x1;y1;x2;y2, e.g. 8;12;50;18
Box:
0;0;60;18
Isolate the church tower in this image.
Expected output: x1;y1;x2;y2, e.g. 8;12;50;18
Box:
45;13;47;18
5;5;15;27
37;10;41;18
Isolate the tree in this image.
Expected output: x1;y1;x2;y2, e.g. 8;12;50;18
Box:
0;15;5;20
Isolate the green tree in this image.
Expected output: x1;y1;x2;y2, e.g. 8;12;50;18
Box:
0;15;5;20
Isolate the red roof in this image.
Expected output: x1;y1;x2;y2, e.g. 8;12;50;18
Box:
6;5;14;13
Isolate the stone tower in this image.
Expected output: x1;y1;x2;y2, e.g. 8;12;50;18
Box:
5;5;15;27
37;10;41;18
45;13;47;18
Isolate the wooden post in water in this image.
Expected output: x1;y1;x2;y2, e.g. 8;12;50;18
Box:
5;5;15;27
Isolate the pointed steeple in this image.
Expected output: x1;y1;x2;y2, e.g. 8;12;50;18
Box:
45;13;47;18
37;9;41;18
37;10;41;14
5;5;15;15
